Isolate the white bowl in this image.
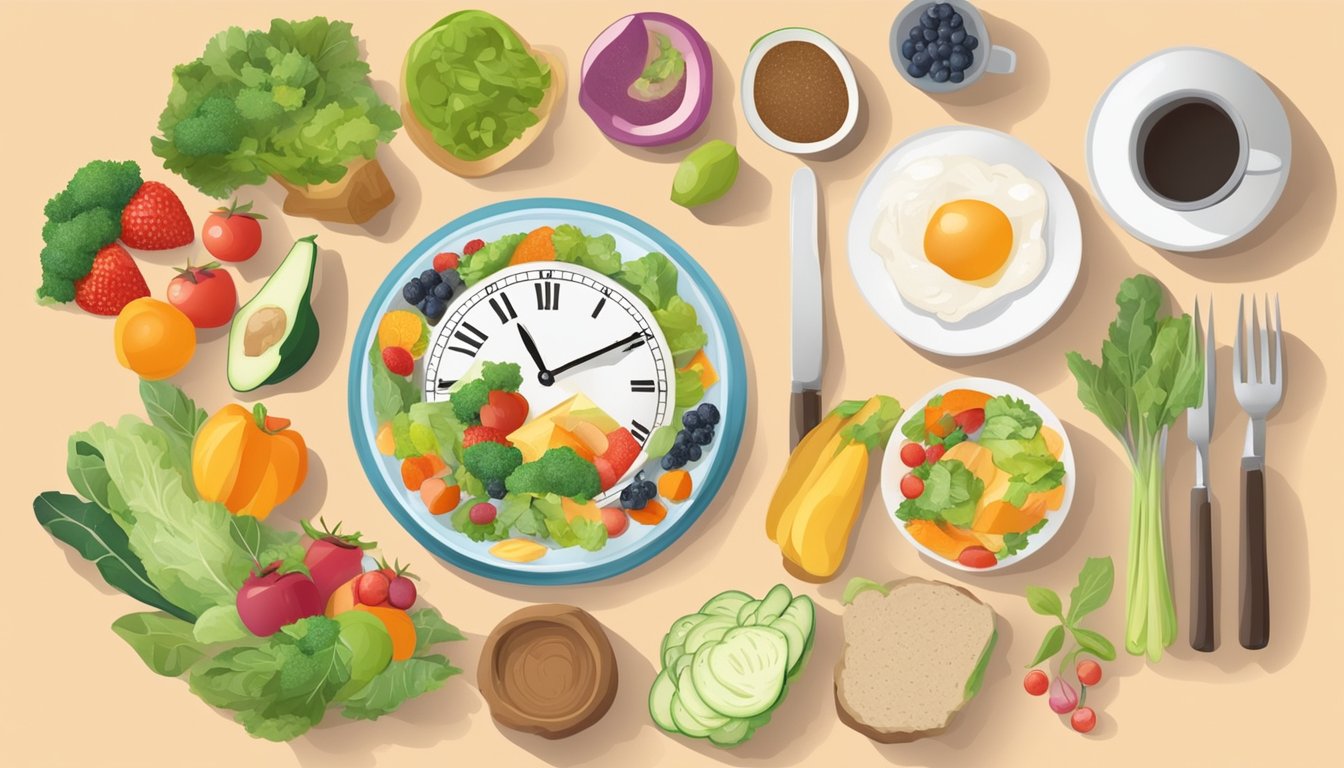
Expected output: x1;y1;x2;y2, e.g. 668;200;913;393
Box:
741;28;860;154
880;376;1075;573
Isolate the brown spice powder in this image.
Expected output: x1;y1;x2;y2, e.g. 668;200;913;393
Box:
753;41;849;144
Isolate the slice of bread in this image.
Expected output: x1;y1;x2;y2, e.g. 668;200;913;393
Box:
834;577;996;743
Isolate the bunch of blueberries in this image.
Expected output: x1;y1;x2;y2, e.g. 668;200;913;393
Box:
661;402;721;471
900;2;978;84
402;267;463;325
619;472;659;511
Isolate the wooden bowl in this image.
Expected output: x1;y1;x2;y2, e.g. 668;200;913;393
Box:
478;604;617;739
401;26;564;178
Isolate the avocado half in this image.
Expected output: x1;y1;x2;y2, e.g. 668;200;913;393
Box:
227;235;319;392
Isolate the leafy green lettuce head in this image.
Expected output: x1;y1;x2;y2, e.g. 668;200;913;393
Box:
152;17;400;198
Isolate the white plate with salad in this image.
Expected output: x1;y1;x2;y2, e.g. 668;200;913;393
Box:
882;377;1075;572
349;199;746;585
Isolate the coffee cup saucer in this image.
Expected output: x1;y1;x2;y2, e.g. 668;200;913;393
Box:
1086;47;1291;253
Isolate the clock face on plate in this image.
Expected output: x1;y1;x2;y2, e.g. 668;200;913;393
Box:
423;263;675;502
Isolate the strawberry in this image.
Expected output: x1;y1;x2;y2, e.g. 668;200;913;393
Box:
462;425;511;448
381;346;414;377
120;181;194;250
462;239;485;256
433;252;460;271
597;428;640;490
74;243;149;315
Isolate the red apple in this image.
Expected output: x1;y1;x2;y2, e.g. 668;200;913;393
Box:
166;261;237;328
236;561;323;637
301;519;375;603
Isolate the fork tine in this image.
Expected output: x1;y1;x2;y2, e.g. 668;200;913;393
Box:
1260;295;1273;386
1194;296;1204;359
1273;294;1283;387
1207;296;1216;398
1251;296;1263;383
1234;294;1245;383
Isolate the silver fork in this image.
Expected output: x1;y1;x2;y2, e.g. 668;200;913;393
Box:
1232;294;1283;650
1187;298;1215;652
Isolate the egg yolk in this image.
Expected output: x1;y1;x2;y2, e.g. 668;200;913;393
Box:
923;199;1014;281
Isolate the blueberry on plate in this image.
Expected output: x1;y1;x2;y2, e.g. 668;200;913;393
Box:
440;268;462;288
931;67;951;83
965;34;979;50
640;480;657;498
938;25;952;41
923;27;938;42
921;12;938;29
696;402;720;425
668;444;689;463
403;279;426;305
908;63;929;78
950;28;966;45
420;269;442;288
949;70;965;83
660;454;678;471
938;42;953;59
431;281;453;301
682;410;701;429
421;296;446;324
949;12;963;28
901;38;916;60
674;429;691;446
909;24;924;41
625;493;648;511
485;478;506;499
912;50;930;68
936;2;953;18
949;52;969;70
691;427;713;446
687;443;702;462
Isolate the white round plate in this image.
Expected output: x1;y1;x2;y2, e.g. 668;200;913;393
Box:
1087;47;1291;252
880;377;1075;572
848;126;1081;357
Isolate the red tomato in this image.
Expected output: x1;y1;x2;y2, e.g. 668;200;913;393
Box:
480;390;530;433
1077;659;1102;686
1071;706;1097;733
1023;669;1049;696
166;263;237;328
899;442;926;468
899;473;924;499
202;200;264;262
957;546;997;568
953;408;986;434
354;571;390;607
925;443;946;464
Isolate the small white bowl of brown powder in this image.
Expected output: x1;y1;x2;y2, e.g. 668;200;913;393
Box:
742;28;860;154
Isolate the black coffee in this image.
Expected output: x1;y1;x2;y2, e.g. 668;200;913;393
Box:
1140;100;1241;204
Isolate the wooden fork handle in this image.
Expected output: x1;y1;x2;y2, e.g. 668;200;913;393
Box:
1240;465;1270;650
1191;486;1215;652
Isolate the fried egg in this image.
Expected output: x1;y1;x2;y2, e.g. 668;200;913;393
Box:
871;154;1048;322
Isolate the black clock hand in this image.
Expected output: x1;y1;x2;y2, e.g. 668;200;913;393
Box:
516;324;556;386
549;331;646;378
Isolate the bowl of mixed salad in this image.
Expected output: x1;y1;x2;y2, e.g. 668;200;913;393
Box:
882;377;1074;571
349;199;745;584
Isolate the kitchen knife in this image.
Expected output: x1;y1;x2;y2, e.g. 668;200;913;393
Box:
790;166;822;449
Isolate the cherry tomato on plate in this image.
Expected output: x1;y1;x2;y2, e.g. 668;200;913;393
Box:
202;199;265;262
957;546;997;569
899;441;926;468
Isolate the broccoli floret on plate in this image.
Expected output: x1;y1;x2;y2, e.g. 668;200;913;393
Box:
505;447;601;502
462;441;523;485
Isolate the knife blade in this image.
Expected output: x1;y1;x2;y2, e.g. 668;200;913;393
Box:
790;166;822;449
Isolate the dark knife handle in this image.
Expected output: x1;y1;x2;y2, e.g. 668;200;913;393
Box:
1190;486;1215;652
1239;465;1270;650
790;389;821;450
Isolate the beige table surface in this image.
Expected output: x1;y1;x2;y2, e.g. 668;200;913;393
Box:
1;1;1339;765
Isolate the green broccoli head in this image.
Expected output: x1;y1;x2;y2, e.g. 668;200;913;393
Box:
505;447;602;502
42;160;142;222
462;441;523;484
449;379;490;424
286;614;342;655
481;361;523;392
173;96;245;157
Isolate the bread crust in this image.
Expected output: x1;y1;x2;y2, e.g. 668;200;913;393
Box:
833;577;993;743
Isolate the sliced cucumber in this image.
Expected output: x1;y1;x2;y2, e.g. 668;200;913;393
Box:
677;667;731;729
662;643;685;669
663;613;709;655
770;596;816;673
684;614;735;654
649;669;678;732
701;589;753;618
691;626;789;719
736;599;761;626
670;651;693;680
671;693;717;737
708;717;751;746
754;584;793;624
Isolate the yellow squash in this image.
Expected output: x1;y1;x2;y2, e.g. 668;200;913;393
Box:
787;442;871;578
192;403;308;520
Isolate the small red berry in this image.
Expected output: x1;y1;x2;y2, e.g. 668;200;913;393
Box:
463;238;485;255
1023;669;1049;696
387;576;417;609
433;252;460;271
382;346;414;376
899;442;926;468
469;502;497;525
900;473;925;499
1077;659;1102;686
355;571;390;606
1071;706;1097;734
925;443;946;463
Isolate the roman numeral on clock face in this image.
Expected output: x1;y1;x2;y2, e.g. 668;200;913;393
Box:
630;420;650;444
489;294;517;324
447;321;488;357
535;281;560;310
630;379;656;393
